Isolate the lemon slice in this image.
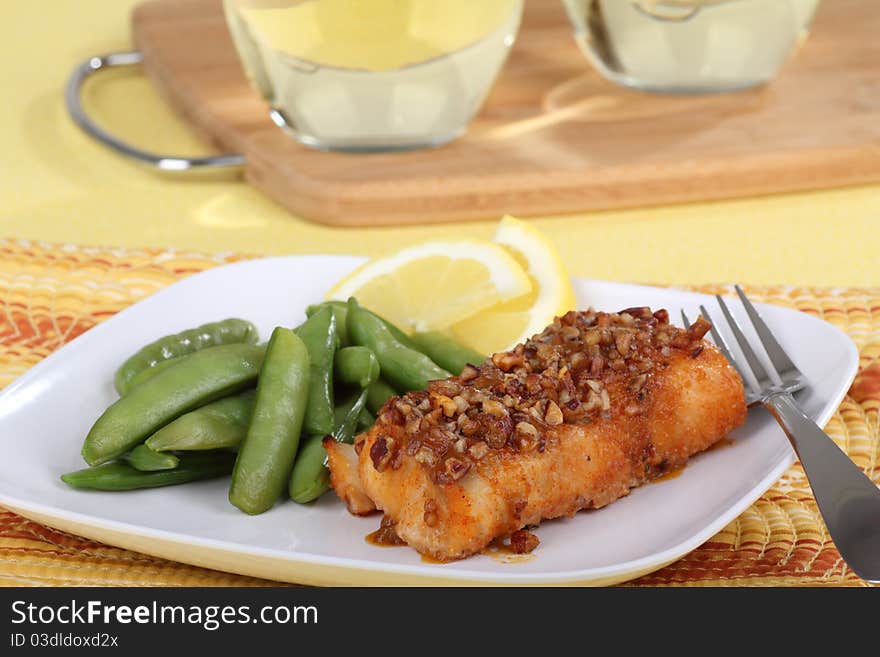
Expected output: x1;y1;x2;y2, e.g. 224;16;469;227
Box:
451;216;576;354
326;240;531;332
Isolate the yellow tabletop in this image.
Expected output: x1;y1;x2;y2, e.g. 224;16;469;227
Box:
2;0;878;287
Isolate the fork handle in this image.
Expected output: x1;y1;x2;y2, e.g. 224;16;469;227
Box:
764;392;880;582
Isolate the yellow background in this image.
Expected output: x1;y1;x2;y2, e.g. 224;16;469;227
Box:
1;0;877;287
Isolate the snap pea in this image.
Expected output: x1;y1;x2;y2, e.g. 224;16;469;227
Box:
347;298;450;393
125;444;179;471
229;327;310;515
61;452;236;491
306;301;350;347
310;300;418;350
128;345;266;395
82;343;265;466
145;390;255;452
366;379;397;414
357;407;375;431
122;355;184;394
411;331;486;375
295;305;337;436
289;388;367;504
114;318;259;395
287;436;330;504
336;390;367;444
334;346;380;388
333;389;365;427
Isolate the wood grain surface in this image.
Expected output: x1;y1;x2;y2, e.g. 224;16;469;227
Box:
132;0;880;226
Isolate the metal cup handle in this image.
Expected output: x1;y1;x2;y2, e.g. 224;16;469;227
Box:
65;51;245;175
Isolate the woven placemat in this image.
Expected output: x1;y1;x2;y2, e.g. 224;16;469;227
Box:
0;239;876;587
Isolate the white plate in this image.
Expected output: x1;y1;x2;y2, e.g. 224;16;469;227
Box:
0;257;858;586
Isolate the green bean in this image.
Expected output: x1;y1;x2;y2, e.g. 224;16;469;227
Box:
347;298;450;393
145;391;255;452
289;388;367;504
295;305;337;436
366;379;397;414
334;346;380;388
83;343;265;466
114;318;259;395
411;331;486;375
306;301;350;347
61;453;236;491
125;444;179;471
311;300;418;350
229;328;310;515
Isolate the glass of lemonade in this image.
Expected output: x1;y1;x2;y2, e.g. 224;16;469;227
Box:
561;0;821;93
223;0;524;152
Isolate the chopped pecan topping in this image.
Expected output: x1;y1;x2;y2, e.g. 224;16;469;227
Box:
509;529;540;554
481;399;507;417
442;396;461;417
629;374;648;392
452;395;469;413
468;442;490;460
544;401;563;426
439;457;471;484
615;331;633;356
653;309;669;324
515;421;538;438
370;436;395;471
492;351;523;371
368;308;713;483
687;316;712;341
459;365;479;381
414;446;437;466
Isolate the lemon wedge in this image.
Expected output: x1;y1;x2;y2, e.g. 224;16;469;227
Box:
326;240;531;333
451;216;576;354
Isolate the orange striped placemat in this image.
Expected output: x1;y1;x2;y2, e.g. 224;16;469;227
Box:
0;238;876;587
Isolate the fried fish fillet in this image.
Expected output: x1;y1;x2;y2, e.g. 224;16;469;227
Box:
325;307;747;561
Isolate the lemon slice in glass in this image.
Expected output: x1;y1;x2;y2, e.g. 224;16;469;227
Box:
326;240;531;333
451;216;576;354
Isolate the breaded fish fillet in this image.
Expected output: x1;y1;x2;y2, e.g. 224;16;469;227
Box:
326;307;747;561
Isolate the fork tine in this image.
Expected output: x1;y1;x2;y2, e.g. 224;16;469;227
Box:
734;285;799;377
698;304;749;384
680;310;691;329
715;294;773;385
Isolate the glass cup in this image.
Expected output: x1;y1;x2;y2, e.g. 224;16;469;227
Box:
223;0;524;152
561;0;822;93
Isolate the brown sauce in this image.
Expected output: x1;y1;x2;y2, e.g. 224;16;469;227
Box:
365;521;533;565
365;515;406;547
710;437;735;451
420;553;446;564
653;465;685;483
651;438;735;484
481;538;537;564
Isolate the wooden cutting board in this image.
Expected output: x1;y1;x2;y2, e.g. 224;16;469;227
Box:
132;0;880;226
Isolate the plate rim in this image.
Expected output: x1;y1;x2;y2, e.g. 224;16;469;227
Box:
0;256;860;585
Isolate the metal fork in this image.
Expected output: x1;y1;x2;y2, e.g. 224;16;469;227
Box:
682;286;880;583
